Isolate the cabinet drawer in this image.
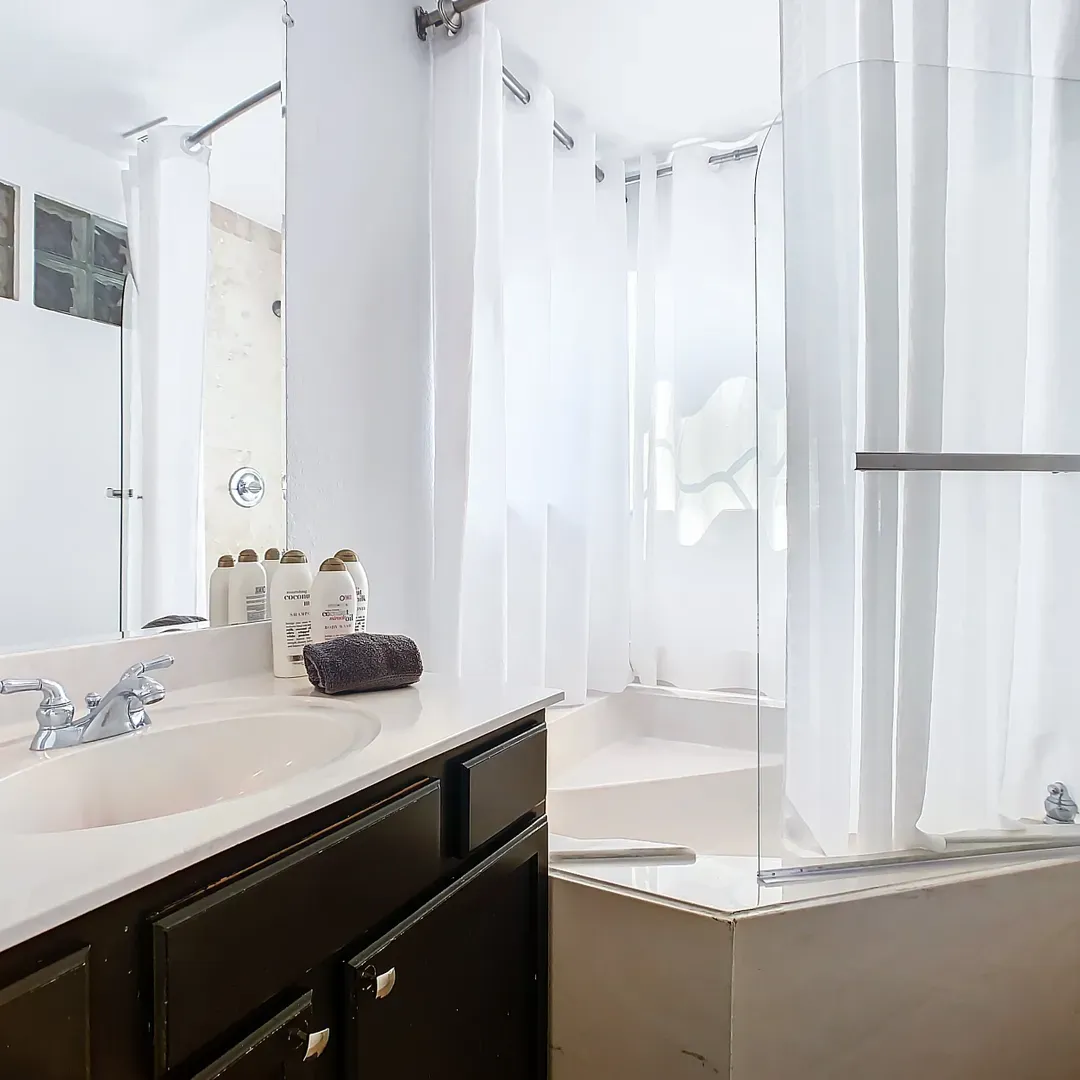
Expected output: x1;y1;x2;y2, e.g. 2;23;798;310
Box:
345;818;548;1080
455;724;546;854
153;782;442;1076
0;948;90;1080
192;992;321;1079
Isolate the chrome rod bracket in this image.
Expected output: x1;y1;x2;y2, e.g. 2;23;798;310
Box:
416;0;489;40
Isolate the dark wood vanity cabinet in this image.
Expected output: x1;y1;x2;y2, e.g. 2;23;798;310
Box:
0;712;549;1080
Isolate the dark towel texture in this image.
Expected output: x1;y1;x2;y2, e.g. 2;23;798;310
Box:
303;633;423;694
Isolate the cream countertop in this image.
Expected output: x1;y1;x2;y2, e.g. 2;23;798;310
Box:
0;672;561;953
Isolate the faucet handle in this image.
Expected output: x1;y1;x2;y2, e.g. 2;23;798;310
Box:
122;655;175;679
0;678;75;729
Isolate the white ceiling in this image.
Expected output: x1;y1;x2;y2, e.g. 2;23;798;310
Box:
491;0;781;156
0;0;284;228
0;0;780;226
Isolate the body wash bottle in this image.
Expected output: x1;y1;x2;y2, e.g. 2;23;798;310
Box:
229;549;268;624
271;550;313;677
335;549;369;632
209;554;233;627
311;557;357;643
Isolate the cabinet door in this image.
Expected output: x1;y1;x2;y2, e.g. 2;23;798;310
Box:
0;948;90;1080
346;819;548;1080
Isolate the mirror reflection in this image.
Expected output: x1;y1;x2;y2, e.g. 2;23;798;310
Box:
0;0;285;651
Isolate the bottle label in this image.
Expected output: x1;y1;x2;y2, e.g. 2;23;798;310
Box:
246;583;267;623
320;593;356;640
355;594;368;633
282;589;312;656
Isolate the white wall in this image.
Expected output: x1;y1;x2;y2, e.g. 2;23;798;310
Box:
0;106;125;650
285;0;432;642
204;203;285;567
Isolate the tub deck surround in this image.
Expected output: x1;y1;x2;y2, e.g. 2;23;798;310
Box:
546;686;1080;913
0;668;561;952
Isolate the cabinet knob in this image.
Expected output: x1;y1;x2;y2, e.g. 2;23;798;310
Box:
360;964;397;1000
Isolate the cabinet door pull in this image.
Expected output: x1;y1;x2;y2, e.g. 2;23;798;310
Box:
375;967;396;999
302;1027;331;1061
360;963;397;1000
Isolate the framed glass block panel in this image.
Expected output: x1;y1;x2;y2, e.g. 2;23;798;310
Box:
0;180;15;301
33;195;127;324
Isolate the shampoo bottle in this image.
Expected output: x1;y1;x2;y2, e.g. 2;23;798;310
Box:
311;557;357;643
271;550;313;678
209;554;234;628
334;549;369;632
229;549;267;624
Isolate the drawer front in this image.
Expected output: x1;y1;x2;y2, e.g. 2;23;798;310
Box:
0;948;90;1080
346;818;548;1080
192;992;317;1079
154;782;442;1076
455;724;546;854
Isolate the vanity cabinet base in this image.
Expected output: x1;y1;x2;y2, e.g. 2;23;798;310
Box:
0;711;548;1080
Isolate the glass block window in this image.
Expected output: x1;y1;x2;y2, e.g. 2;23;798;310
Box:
33;196;128;326
0;181;15;301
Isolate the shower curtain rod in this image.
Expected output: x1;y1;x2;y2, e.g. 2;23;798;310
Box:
183;82;282;149
417;2;757;186
501;67;757;185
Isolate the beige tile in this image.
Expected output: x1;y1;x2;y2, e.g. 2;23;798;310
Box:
729;857;1080;1079
551;875;733;1079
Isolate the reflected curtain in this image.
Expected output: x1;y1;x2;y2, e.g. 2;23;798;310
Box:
781;0;1080;855
122;127;211;626
632;143;787;697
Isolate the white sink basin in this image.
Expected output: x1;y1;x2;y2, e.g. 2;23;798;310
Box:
0;697;380;833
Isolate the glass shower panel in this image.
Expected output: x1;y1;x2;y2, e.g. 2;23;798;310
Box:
762;6;1080;885
753;115;786;874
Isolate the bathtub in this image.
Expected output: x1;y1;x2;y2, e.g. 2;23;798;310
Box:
546;686;786;860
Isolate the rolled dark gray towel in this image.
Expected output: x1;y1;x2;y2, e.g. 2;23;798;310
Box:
303;633;423;694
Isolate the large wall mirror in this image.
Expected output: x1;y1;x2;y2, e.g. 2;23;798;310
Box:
0;1;286;651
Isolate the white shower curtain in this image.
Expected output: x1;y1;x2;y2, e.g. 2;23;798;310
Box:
782;0;1080;855
428;14;630;704
428;14;785;705
122;127;212;627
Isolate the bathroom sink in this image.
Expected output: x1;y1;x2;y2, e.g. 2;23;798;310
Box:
0;697;380;833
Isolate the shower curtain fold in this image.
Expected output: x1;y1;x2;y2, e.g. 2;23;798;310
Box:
428;13;631;704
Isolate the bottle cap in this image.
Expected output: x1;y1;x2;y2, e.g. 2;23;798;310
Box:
281;550;308;564
264;547;281;561
335;549;358;563
217;554;235;568
319;557;347;573
238;549;259;563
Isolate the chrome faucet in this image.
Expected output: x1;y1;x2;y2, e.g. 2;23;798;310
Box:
0;655;174;751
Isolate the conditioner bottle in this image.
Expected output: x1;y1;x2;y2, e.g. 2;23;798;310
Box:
229;549;267;624
209;554;233;628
